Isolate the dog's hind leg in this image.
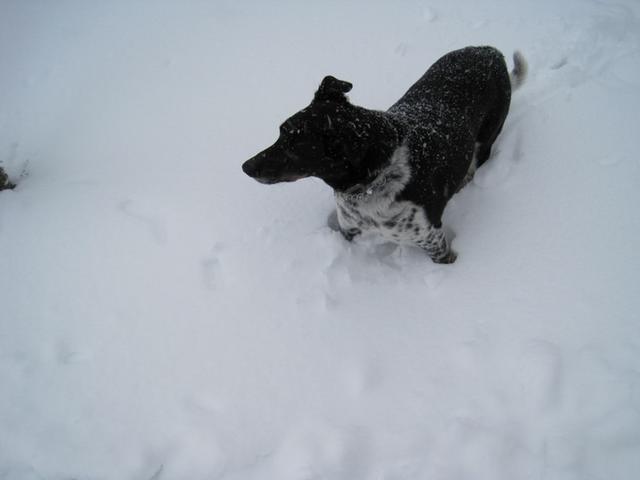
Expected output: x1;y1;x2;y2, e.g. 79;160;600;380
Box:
475;104;509;167
475;52;526;166
456;154;478;193
475;64;512;167
416;225;457;264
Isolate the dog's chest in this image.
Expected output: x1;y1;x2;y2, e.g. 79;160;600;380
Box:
334;145;433;244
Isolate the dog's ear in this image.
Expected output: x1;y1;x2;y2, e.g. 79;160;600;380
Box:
314;75;353;102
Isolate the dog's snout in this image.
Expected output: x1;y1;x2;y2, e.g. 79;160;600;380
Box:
242;145;282;181
242;157;261;178
242;159;255;176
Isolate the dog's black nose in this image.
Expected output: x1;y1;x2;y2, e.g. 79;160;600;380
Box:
242;158;260;178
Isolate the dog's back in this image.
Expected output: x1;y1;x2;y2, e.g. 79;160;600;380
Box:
387;47;514;226
390;46;511;137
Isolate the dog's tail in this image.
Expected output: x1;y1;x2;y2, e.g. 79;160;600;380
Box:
510;51;528;91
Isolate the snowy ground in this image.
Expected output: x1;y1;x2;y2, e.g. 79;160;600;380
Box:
1;0;639;479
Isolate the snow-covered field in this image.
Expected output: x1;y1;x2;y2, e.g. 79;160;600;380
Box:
1;0;639;478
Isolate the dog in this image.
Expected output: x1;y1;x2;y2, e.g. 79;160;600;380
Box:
242;46;526;263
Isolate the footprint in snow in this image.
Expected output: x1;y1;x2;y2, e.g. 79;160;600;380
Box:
423;266;448;292
118;199;167;244
54;340;89;365
471;19;488;30
201;242;226;291
550;57;568;70
596;155;623;167
550;3;640;90
421;6;438;22
395;43;410;57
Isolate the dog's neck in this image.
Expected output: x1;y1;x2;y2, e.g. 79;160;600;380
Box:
340;144;411;199
324;110;408;192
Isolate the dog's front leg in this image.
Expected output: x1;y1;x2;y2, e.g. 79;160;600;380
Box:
340;226;362;242
328;209;362;242
417;226;457;264
327;210;362;242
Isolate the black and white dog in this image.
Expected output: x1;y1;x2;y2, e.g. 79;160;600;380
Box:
242;46;526;263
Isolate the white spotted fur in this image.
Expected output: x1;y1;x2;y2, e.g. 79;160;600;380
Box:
334;145;450;260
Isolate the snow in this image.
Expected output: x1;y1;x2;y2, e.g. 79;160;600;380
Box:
1;0;639;478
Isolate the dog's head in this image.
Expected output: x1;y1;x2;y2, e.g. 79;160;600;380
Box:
242;76;379;191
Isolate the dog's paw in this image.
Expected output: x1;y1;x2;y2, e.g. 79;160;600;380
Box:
433;250;457;264
327;209;362;241
341;228;361;242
